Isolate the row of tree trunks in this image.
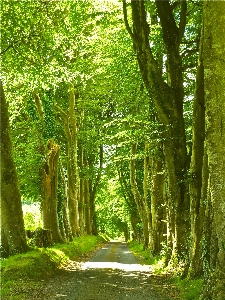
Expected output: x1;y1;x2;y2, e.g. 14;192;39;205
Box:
130;143;151;250
128;141;167;253
123;0;189;261
54;86;103;238
116;160;141;242
54;86;80;237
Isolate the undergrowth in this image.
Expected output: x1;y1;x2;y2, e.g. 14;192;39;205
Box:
1;234;107;299
128;240;204;300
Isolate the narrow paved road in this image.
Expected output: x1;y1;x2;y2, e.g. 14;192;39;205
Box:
39;241;174;300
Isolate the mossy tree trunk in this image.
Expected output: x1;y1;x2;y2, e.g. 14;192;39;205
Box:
203;2;225;298
0;80;28;257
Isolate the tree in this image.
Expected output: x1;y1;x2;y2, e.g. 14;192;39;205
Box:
188;25;205;278
203;2;225;298
123;0;191;260
130;142;152;250
42;138;63;243
0;80;28;257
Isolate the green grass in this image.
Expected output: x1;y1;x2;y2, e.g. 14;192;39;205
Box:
128;240;204;300
1;234;107;299
128;240;164;270
169;277;204;300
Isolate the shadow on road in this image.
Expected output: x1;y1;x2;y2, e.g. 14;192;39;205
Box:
40;242;179;300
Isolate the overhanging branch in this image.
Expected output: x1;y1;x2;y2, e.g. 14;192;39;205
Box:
122;0;135;41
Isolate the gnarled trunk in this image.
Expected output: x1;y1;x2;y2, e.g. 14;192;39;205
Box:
42;139;63;243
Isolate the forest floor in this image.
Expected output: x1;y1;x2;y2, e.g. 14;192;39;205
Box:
18;241;180;300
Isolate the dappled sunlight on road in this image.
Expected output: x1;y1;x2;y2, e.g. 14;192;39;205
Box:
40;242;175;299
80;241;154;272
81;261;154;272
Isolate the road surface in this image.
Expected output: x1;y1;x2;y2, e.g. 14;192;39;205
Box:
38;241;175;300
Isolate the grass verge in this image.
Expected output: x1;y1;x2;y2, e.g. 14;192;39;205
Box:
1;234;107;299
128;240;204;300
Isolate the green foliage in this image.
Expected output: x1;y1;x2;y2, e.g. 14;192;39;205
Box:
169;277;204;300
96;175;130;238
1;235;106;299
53;235;106;260
128;240;163;268
22;203;42;230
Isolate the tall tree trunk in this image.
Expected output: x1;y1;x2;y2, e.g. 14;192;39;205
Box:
59;160;73;241
117;160;140;242
84;178;91;235
123;0;189;259
79;146;85;235
203;2;225;298
88;144;103;235
188;25;205;278
0;80;28;257
151;155;166;255
42;139;63;243
130;143;152;250
54;85;80;237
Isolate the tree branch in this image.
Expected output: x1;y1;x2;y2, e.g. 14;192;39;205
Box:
122;0;135;41
155;0;178;48
33;92;44;124
54;104;67;120
178;0;187;45
0;43;15;55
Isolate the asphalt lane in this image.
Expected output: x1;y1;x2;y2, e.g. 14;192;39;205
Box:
39;241;174;300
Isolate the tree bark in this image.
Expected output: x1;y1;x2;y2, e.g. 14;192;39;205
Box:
59;160;73;241
42;139;63;243
117;160;140;242
54;85;80;237
88;144;103;235
79;146;85;235
0;80;28;257
203;2;225;298
188;25;205;278
130;143;152;250
151;155;166;255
